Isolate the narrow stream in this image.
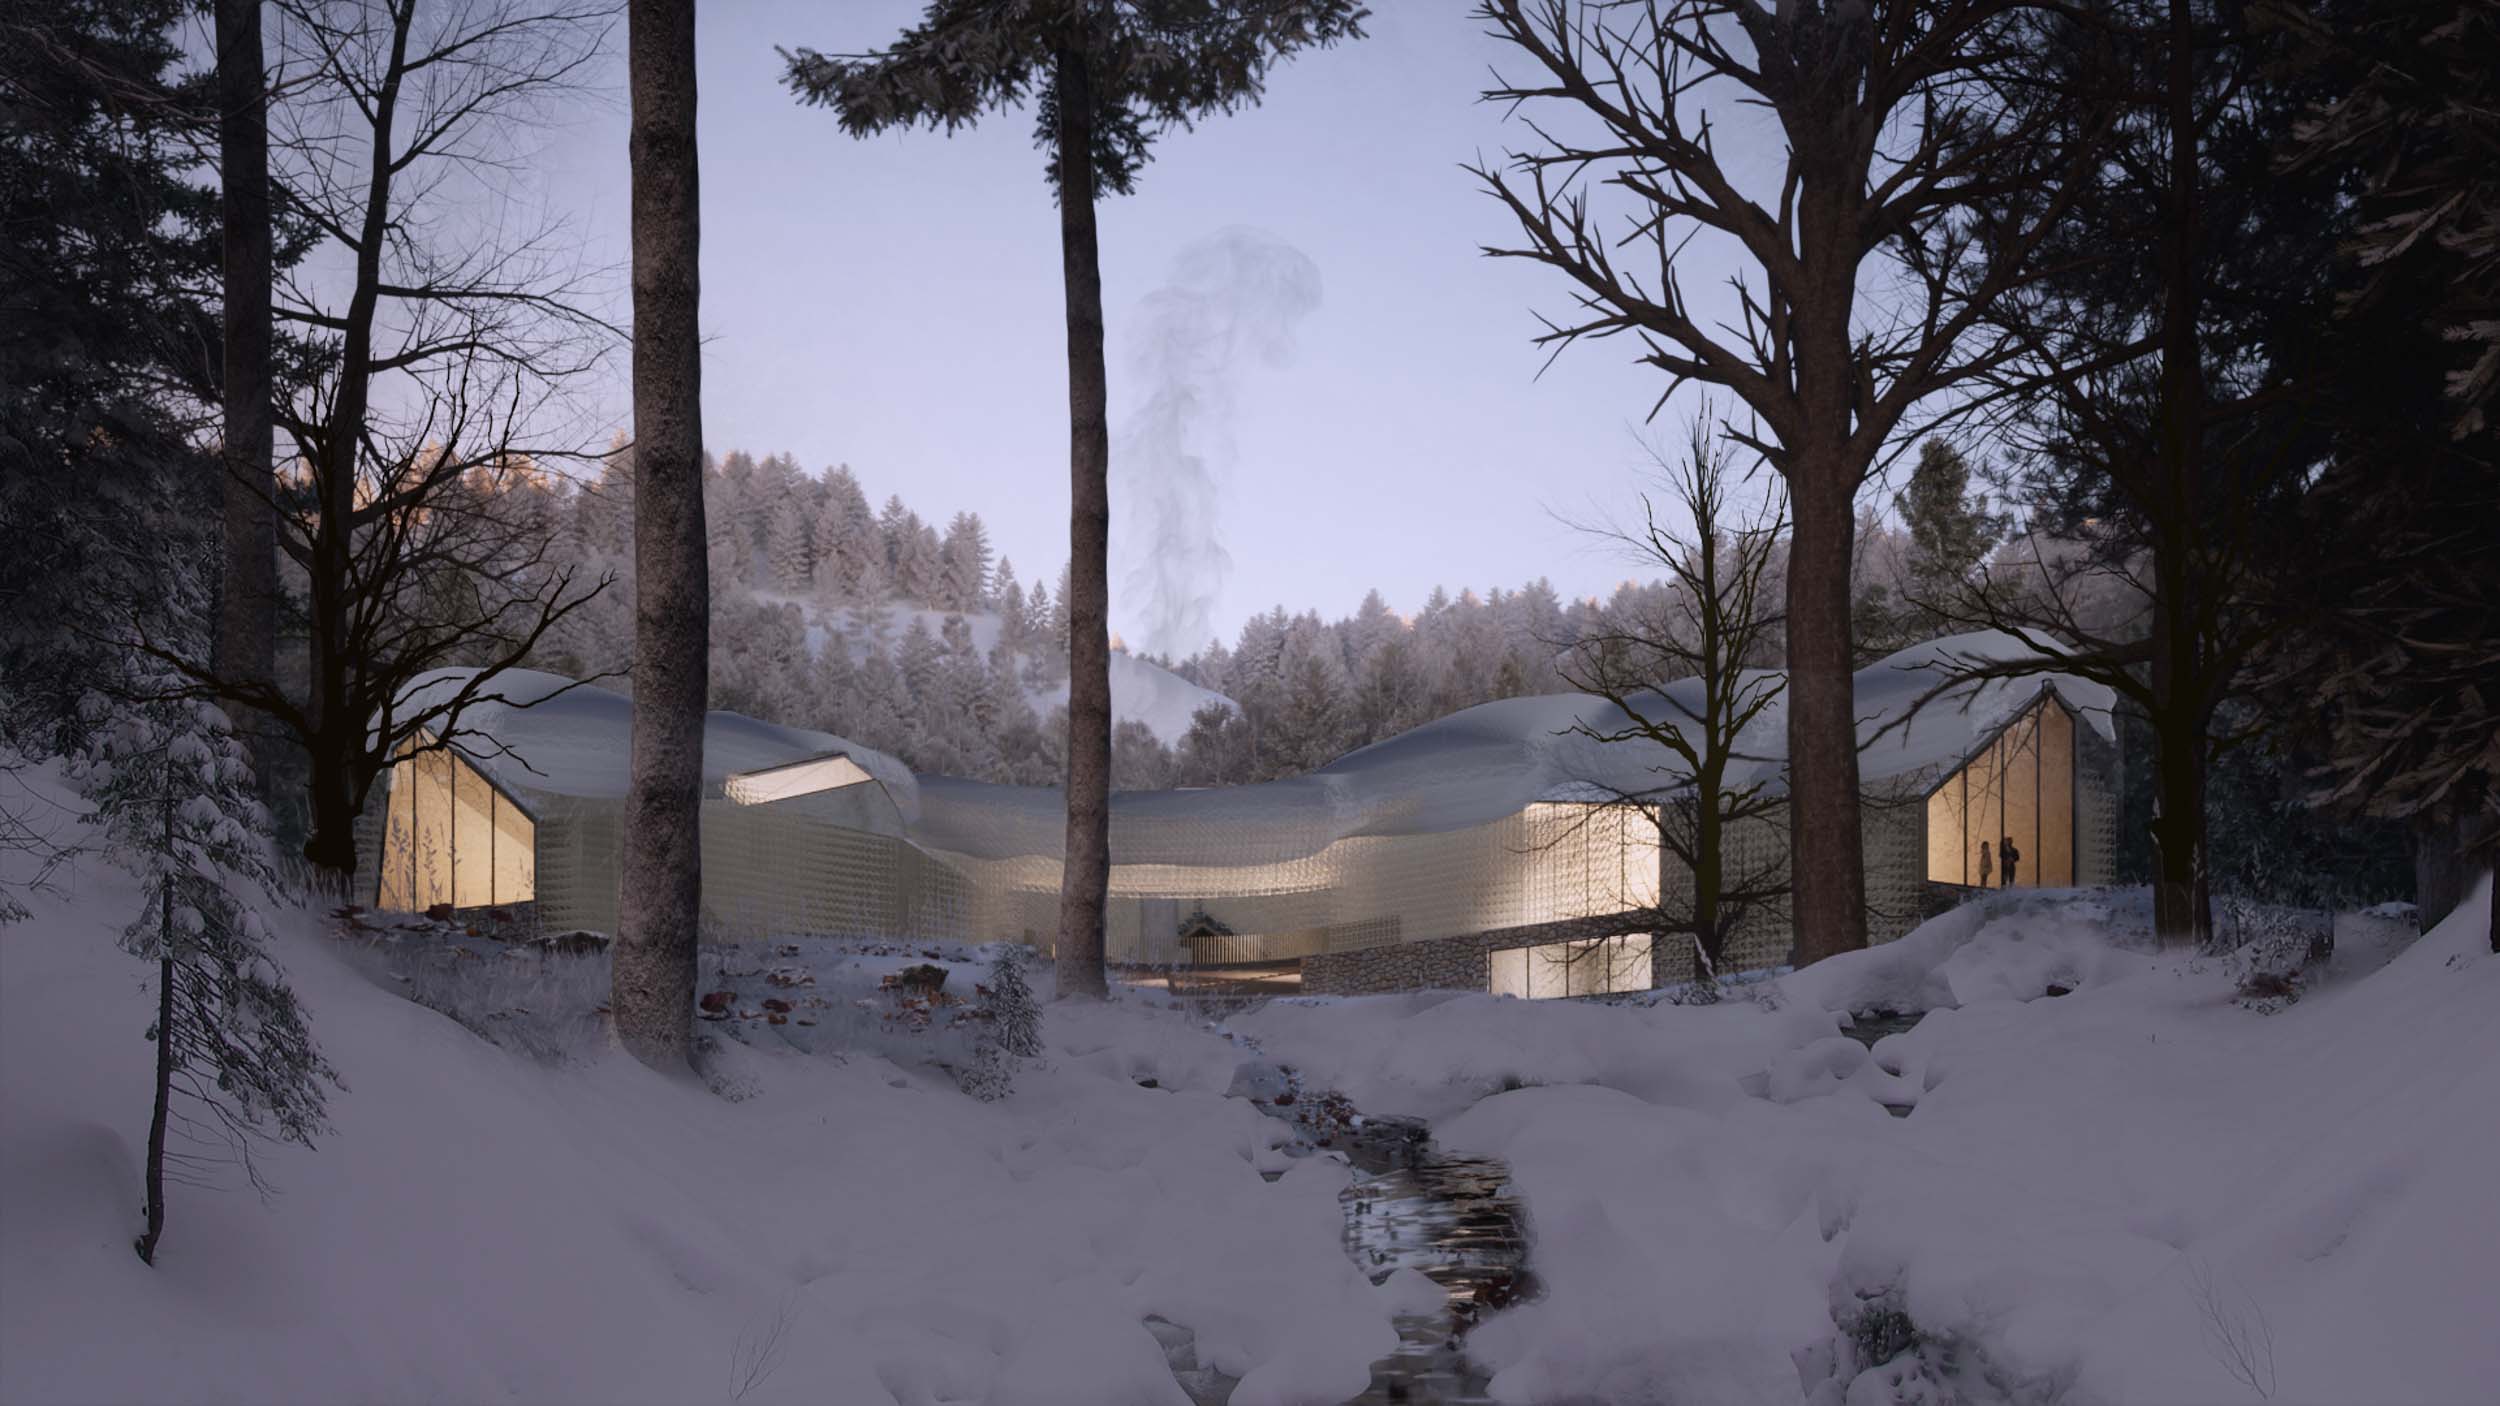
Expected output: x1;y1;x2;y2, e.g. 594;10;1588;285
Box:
1219;1057;1536;1405
1336;1152;1531;1404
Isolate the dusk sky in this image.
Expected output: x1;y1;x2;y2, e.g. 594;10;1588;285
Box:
533;0;1747;654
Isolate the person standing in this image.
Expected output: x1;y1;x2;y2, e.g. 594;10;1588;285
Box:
1978;840;1993;889
2002;836;2021;887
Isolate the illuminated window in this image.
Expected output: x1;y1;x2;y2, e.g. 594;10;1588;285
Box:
376;740;536;911
1490;934;1653;998
1922;697;2077;888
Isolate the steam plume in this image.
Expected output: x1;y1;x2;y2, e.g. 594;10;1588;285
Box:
1115;226;1322;660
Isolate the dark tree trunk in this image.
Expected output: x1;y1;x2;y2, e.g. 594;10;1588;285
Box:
136;953;173;1265
302;7;409;884
1784;462;1868;967
135;800;175;1265
213;0;280;818
303;743;361;884
2413;809;2499;950
616;0;708;1069
1052;40;1112;1001
2149;0;2213;948
2146;692;2212;946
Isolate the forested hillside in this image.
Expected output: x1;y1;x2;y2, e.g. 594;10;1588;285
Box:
505;444;1989;789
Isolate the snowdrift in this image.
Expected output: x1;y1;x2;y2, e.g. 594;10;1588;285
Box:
1242;884;2500;1405
0;764;1402;1406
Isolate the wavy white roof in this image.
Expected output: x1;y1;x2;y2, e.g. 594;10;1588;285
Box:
396;632;2111;868
392;668;920;817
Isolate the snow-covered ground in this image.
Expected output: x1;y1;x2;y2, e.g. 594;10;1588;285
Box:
1238;887;2500;1405
0;765;1388;1406
6;751;2493;1405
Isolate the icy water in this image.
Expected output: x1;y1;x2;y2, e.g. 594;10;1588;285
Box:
1216;1048;1536;1404
1335;1152;1533;1404
1841;1010;1925;1047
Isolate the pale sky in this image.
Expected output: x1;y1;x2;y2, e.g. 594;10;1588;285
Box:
532;1;1758;654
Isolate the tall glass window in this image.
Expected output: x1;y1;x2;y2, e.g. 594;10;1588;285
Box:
375;741;536;911
1923;697;2078;888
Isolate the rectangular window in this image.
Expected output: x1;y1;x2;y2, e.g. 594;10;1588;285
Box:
2039;703;2075;887
1491;934;1653;999
1923;698;2078;889
452;755;495;908
2000;711;2041;889
411;747;453;909
492;789;535;905
1926;770;1967;885
1489;946;1529;998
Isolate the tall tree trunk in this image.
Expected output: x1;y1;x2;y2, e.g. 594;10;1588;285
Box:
302;746;361;884
213;0;280;823
616;0;707;1069
1052;40;1112;1001
1781;168;1870;969
2146;693;2212;946
1784;465;1869;966
2149;0;2213;948
303;6;409;884
135;800;175;1265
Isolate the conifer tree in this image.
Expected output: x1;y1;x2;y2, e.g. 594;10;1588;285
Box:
72;555;334;1266
766;493;816;595
784;0;1367;999
940;511;994;612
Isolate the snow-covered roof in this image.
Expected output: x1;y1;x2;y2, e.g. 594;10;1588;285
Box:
910;632;2115;866
393;633;2111;868
391;668;919;817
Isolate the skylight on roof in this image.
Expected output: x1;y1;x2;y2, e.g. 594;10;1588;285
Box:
722;753;878;806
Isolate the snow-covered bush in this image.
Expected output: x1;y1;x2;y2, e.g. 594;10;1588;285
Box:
955;946;1044;1102
985;944;1042;1058
2217;895;2335;1013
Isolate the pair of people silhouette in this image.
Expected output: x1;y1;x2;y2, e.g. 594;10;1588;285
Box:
1978;837;2021;888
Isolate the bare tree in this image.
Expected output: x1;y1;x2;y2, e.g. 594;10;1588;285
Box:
783;0;1366;999
138;0;622;884
616;0;706;1070
1554;420;1788;989
1471;0;2113;966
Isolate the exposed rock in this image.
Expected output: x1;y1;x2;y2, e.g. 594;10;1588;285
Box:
761;998;793;1014
425;902;455;922
699;990;735;1015
539;930;609;957
896;963;949;995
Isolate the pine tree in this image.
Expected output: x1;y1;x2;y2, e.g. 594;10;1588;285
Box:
811;467;876;601
73;564;335;1264
765;493;815;595
991;558;1024;642
1895;440;2001;621
939;510;994;612
786;0;1367;1000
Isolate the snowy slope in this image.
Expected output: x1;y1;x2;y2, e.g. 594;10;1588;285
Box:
759;594;1237;747
1036;650;1237;745
0;764;1396;1406
1237;886;2500;1405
